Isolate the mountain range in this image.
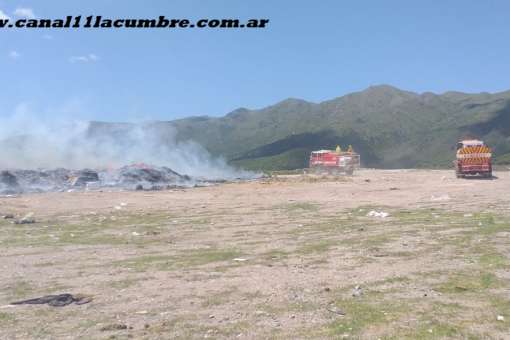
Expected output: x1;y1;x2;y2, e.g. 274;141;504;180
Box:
89;85;510;171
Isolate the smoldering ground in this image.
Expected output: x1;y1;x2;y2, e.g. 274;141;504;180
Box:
0;115;256;193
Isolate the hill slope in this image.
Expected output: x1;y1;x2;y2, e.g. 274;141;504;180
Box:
90;85;510;170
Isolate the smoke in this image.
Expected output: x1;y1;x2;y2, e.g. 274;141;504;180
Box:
0;109;254;180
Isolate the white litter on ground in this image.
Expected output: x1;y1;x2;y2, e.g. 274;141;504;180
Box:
367;210;390;218
430;194;451;201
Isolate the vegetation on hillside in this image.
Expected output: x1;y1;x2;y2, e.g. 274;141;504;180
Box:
89;85;510;170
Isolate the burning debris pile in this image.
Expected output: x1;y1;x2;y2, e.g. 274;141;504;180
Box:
0;164;211;195
0;120;258;195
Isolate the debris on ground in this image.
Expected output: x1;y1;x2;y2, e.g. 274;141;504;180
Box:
352;285;363;297
367;210;389;218
14;213;36;224
0;171;22;194
233;258;248;262
497;315;505;321
10;294;93;307
0;163;251;194
2;213;14;219
326;305;345;315
70;169;100;187
430;194;451;201
100;323;128;331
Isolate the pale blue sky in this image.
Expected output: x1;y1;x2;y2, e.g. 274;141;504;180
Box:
1;0;510;121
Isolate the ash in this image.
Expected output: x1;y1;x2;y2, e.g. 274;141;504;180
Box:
0;163;227;194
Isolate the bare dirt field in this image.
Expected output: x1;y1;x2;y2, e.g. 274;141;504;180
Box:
1;169;509;339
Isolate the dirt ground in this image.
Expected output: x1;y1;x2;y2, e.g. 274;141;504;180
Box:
0;169;509;339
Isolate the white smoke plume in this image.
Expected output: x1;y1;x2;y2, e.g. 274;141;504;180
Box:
0;110;254;180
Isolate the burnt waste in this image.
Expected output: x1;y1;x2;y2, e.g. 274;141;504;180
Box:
0;163;243;195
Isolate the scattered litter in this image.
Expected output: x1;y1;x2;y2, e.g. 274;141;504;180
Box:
10;294;92;307
364;179;371;182
14;213;36;224
120;202;127;207
114;206;122;210
131;232;140;236
326;305;345;315
367;210;389;218
497;315;505;321
2;214;14;219
233;258;247;262
389;187;399;190
352;285;363;297
135;310;148;314
430;194;450;201
463;213;473;217
100;323;128;331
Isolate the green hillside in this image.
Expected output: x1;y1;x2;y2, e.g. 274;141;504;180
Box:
89;85;510;171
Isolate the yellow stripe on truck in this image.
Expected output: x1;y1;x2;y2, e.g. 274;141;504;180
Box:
457;153;492;159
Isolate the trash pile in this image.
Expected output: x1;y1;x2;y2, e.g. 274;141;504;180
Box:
0;163;219;194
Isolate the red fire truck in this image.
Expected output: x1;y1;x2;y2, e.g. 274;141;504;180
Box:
455;139;492;178
309;146;360;175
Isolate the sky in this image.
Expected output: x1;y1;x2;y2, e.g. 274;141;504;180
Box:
1;0;510;121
